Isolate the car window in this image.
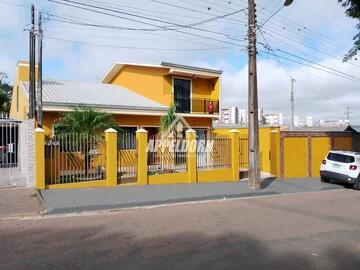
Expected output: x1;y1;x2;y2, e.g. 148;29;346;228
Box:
327;153;354;163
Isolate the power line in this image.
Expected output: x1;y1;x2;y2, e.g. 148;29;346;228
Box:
150;0;247;26
274;48;360;82
228;0;354;53
259;49;360;84
44;35;240;51
48;0;245;36
47;0;247;47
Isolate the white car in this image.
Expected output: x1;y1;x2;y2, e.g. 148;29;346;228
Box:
320;151;360;190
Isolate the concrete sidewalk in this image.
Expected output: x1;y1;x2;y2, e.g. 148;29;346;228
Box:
38;178;343;215
0;188;43;218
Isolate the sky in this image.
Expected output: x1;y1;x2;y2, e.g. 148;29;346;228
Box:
0;0;359;124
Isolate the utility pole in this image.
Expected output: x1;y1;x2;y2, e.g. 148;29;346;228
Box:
247;0;260;190
290;78;295;131
37;11;43;127
29;4;36;119
247;0;293;189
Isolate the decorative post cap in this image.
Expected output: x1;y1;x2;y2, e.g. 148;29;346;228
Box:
185;129;196;133
35;127;45;133
136;128;148;133
105;128;118;133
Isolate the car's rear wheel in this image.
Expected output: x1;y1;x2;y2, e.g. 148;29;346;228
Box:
321;176;329;183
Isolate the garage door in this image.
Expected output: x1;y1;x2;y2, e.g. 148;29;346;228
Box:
284;137;308;178
311;137;331;177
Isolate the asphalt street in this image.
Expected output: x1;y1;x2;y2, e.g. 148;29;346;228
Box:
1;189;360;269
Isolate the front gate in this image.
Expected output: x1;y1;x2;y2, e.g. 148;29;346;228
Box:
0;115;25;188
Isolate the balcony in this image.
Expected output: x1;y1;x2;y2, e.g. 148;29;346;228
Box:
174;98;219;115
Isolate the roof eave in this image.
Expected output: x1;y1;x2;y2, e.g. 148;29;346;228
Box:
43;101;168;112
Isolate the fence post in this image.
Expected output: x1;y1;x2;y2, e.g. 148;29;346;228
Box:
35;128;45;189
186;129;197;183
105;128;117;187
230;129;240;181
136;128;148;185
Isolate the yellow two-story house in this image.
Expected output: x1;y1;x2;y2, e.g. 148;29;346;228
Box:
10;61;222;138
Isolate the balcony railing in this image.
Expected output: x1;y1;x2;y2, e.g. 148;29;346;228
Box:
174;98;219;114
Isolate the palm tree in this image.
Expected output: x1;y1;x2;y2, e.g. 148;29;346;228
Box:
159;104;178;136
54;106;118;135
54;107;119;178
159;104;180;172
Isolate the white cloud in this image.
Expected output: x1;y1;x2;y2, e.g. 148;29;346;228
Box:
0;0;359;123
221;57;360;123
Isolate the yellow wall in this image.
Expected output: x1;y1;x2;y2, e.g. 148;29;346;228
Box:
270;130;280;176
283;137;308;178
311;137;331;177
333;137;352;151
10;61;39;120
213;127;276;174
110;65;172;106
109;65;220;107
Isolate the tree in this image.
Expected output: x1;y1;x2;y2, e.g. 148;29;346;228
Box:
338;0;360;60
54;107;120;177
0;72;12;114
159;104;178;136
54;106;118;135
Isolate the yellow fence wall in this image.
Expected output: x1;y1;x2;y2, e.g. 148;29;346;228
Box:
333;137;352;150
283;137;308;178
213;127;277;174
311;137;331;177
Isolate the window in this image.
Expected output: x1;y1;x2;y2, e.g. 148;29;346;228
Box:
327;153;354;163
173;78;191;113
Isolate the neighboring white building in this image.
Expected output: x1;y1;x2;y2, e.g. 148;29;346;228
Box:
220;106;239;124
319;119;348;127
306;116;313;127
264;113;283;126
220;108;230;124
229;106;239;124
239;109;247;125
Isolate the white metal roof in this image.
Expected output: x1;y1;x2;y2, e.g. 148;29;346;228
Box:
20;79;168;112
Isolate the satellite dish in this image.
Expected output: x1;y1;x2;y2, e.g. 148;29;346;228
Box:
284;0;293;6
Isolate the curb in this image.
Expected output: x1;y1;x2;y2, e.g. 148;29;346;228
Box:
43;191;279;215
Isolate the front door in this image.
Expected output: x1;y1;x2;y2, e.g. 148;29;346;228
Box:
174;78;191;113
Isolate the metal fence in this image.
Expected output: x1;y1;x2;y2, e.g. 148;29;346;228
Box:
45;133;106;185
239;135;249;171
147;136;187;174
197;135;231;171
0;114;25;188
117;132;137;184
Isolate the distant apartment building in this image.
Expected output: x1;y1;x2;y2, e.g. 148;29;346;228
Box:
239;109;247;125
319;119;348;127
306;116;313;127
263;113;283;126
220;107;283;127
220;108;230;124
220;106;239;124
230;106;239;124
